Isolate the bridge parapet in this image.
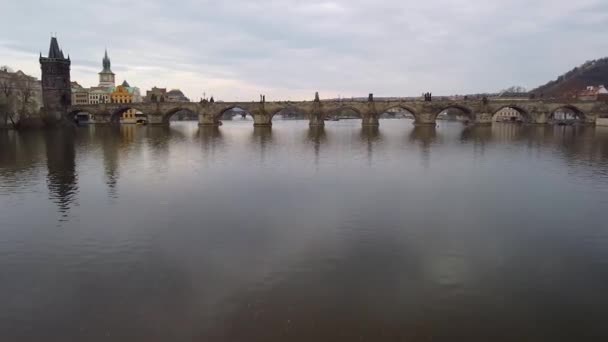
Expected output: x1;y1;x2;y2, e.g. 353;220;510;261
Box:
65;98;608;127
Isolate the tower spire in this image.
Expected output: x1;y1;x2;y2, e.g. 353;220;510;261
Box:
102;48;112;72
48;36;64;59
99;48;115;87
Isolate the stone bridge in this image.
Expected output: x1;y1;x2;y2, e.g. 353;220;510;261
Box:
67;96;608;127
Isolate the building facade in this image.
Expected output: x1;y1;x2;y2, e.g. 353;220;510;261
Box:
71;82;89;105
578;85;608;101
111;84;133;104
88;87;110;104
110;83;139;123
145;87;167;102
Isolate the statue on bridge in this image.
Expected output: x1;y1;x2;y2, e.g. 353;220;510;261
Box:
314;92;320;102
368;93;374;102
424;92;432;102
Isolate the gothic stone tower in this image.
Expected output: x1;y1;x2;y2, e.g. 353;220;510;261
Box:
98;49;115;87
40;37;71;124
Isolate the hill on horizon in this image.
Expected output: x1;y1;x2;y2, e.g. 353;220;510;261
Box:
531;58;608;98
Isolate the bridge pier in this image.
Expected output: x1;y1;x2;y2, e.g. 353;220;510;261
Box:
92;112;111;124
474;112;493;125
362;114;379;127
309;100;324;127
198;113;221;126
147;113;165;125
534;112;548;124
309;113;324;127
252;110;272;127
414;113;437;126
362;102;379;127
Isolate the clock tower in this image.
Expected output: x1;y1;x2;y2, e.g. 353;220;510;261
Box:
98;49;115;88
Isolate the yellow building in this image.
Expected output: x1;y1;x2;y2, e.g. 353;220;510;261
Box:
110;83;137;123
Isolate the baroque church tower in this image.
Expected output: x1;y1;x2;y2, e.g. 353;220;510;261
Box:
40;36;71;123
98;49;115;87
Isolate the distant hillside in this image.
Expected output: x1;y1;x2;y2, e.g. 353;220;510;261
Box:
531;58;608;98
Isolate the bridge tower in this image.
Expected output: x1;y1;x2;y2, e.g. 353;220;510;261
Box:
40;36;71;124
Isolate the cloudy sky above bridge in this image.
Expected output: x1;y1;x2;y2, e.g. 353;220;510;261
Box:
1;0;607;100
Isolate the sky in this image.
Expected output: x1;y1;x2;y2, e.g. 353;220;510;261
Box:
1;0;608;101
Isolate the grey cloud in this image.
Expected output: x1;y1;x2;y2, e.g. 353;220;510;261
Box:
1;0;607;100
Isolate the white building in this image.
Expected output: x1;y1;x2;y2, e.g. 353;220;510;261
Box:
88;88;111;104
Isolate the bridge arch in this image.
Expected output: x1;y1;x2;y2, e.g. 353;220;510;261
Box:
548;105;586;123
270;106;310;119
379;105;417;120
491;105;531;123
67;108;95;124
214;105;255;121
435;105;475;122
110;106;148;124
323;105;363;120
162;107;199;124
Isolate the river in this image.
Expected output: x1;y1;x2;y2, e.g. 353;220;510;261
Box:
1;119;608;341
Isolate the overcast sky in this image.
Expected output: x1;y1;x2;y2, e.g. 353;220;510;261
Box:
1;0;607;100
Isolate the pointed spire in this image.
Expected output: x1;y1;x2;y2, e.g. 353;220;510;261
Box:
102;48;112;73
48;37;64;59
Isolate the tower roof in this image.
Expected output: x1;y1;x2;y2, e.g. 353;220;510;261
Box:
48;37;65;59
121;80;130;87
101;49;113;73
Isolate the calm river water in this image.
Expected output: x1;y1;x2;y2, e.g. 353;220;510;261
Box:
1;119;608;341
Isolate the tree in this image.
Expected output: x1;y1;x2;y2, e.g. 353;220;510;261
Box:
501;86;527;94
15;77;37;120
0;79;16;127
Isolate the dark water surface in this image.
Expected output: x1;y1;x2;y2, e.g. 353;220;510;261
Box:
1;120;608;341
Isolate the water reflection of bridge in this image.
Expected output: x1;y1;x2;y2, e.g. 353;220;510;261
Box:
3;125;608;214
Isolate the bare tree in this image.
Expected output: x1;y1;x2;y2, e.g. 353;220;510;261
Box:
18;78;35;118
0;80;16;127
